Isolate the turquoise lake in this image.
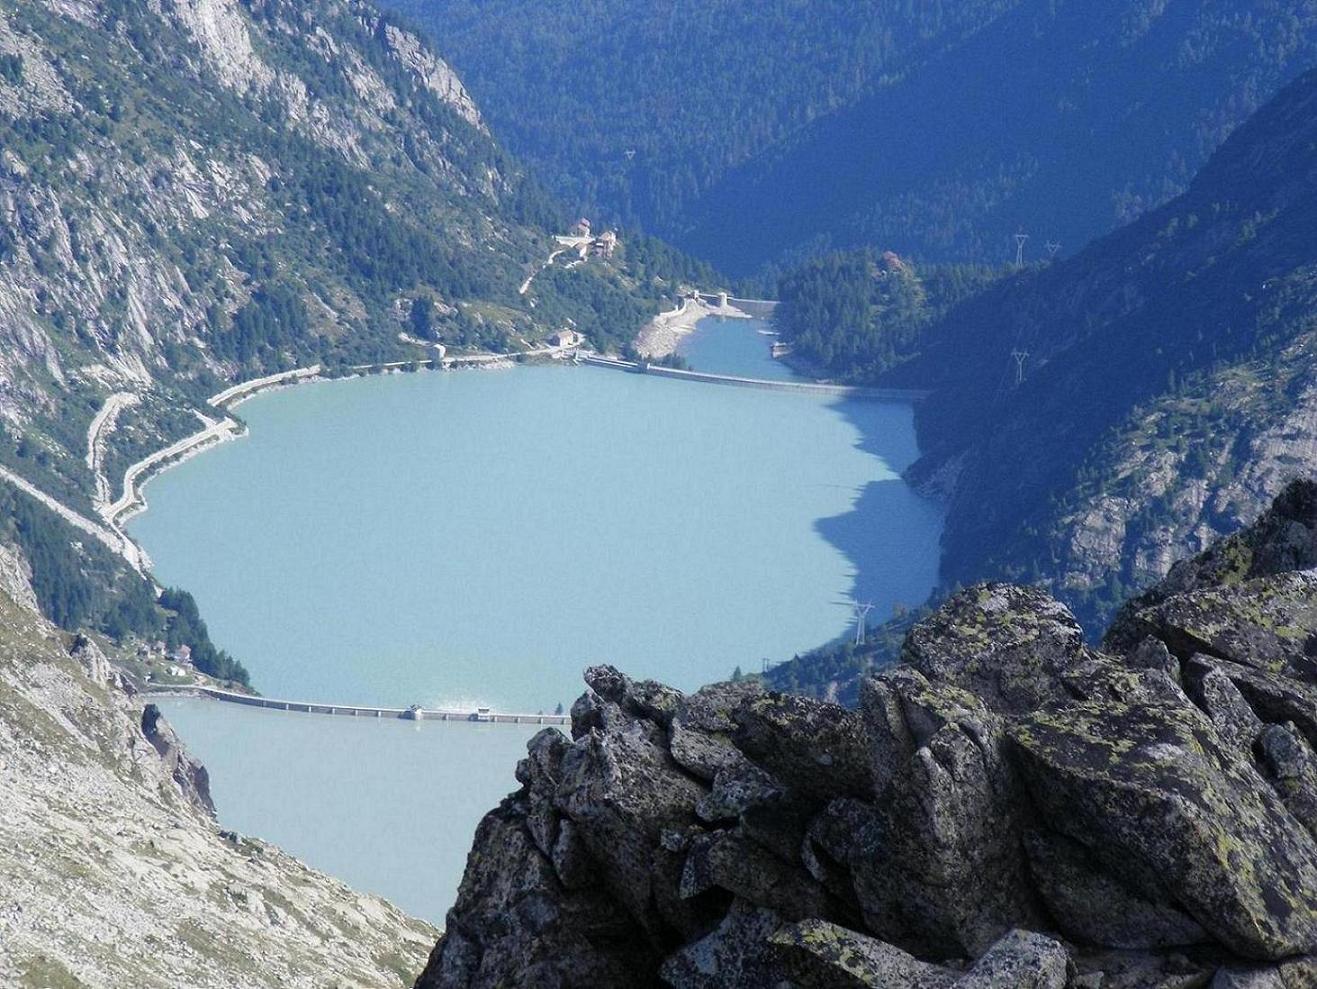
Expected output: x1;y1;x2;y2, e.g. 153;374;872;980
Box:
141;315;942;922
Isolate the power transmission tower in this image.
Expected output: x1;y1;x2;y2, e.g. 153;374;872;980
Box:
1045;241;1061;260
1014;232;1029;267
1011;349;1030;386
853;601;875;646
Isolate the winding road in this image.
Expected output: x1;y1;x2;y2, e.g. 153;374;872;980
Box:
86;391;140;512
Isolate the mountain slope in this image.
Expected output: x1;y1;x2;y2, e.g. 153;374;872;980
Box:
685;0;1317;272
891;66;1317;628
379;0;1009;253
0;579;436;987
0;0;682;516
0;0;710;665
387;0;1317;275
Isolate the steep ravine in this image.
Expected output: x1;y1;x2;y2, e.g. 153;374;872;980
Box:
424;479;1317;987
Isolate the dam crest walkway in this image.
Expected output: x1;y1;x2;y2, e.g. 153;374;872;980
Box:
159;685;571;726
580;355;930;401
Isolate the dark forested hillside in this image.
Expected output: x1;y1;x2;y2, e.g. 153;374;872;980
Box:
380;0;1013;251
386;0;1317;275
686;0;1317;272
775;249;1001;380
759;66;1317;702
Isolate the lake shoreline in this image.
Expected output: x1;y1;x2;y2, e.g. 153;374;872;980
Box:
636;295;758;359
104;341;589;555
126;323;933;712
112;300;783;548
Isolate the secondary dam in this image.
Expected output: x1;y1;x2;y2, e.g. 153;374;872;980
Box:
169;685;570;725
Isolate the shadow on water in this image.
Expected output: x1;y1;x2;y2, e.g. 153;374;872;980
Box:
666;312;943;647
812;396;944;635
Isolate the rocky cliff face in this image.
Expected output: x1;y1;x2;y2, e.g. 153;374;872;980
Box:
423;479;1317;987
0;582;436;987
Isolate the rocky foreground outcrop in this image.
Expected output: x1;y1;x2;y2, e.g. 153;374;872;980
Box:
420;479;1317;988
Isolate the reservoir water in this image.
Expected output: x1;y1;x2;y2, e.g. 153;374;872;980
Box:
140;315;942;922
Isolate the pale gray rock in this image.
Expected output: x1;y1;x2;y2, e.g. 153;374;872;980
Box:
659;901;787;989
0;540;38;613
1257;722;1317;839
417;797;654;989
858;661;1041;957
70;631;114;687
1190;656;1317;748
1211;965;1286;988
1024;829;1209;949
694;760;783;824
769;918;959;989
679;829;829;920
1127;636;1182;684
953;929;1071;988
670;678;763;780
901;583;1089;716
1009;693;1317;959
1115;571;1317;681
554;719;706;935
141;702;214;816
1183;657;1266;757
731;691;872;801
583;663;683;728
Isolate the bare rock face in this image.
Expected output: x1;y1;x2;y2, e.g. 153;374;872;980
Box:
955;929;1071;989
1118;480;1317;611
1024;827;1210;950
141;702;215;817
857;668;1042;958
768;918;960;988
1110;571;1317;679
421;481;1317;988
0;540;39;613
419;794;655;988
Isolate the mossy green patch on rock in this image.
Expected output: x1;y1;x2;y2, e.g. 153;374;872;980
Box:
20;956;87;989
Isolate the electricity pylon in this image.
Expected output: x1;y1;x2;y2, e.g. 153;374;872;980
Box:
1011;349;1030;386
1014;232;1029;266
853;601;875;646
